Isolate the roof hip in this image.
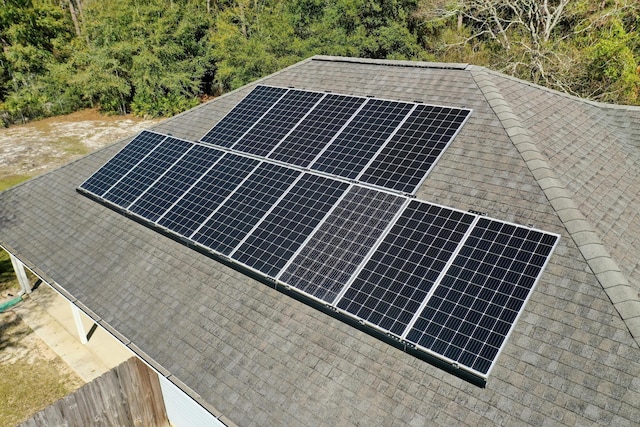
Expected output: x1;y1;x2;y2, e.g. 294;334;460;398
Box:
469;66;640;348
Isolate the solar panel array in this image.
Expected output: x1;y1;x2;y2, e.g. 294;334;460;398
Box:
79;86;559;384
202;85;472;194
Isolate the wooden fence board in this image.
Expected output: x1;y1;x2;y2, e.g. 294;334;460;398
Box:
18;358;169;427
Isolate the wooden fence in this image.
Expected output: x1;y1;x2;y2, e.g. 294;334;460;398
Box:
19;357;169;427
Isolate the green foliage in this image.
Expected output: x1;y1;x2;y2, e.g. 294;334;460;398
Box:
1;0;640;125
211;0;426;90
0;0;75;123
583;19;639;104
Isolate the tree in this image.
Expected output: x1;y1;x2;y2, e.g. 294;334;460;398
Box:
417;0;639;103
0;0;75;123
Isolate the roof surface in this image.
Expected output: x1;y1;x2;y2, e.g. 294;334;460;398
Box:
2;56;640;426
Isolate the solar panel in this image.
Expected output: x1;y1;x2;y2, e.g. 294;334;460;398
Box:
78;81;562;385
128;144;225;222
80;130;165;197
405;218;559;375
359;105;471;194
267;94;366;167
200;85;287;147
278;186;405;303
231;174;349;277
191;162;301;255
157;154;260;237
336;201;476;336
231;89;324;157
310;99;414;179
102;137;193;207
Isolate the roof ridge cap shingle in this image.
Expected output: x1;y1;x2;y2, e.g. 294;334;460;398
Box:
310;55;469;70
470;67;640;348
468;65;640;112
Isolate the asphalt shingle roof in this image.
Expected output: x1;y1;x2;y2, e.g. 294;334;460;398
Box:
1;56;639;426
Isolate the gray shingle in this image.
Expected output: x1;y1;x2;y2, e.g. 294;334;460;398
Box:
1;56;639;426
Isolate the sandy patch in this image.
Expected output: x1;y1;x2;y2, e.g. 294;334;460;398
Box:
0;109;161;179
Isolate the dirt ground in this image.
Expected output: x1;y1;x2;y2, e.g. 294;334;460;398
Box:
0;109;160;189
0;110;161;426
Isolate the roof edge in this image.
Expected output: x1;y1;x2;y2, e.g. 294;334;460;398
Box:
470;67;640;349
0;242;235;426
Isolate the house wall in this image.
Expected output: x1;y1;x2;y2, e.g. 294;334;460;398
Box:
159;376;226;427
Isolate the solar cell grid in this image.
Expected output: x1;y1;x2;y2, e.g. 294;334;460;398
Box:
359;105;471;193
192;162;301;255
310;99;414;179
78;83;561;384
200;85;287;147
231;173;349;277
268;94;366;167
157;154;260;237
128;144;225;222
278;186;405;303
102;137;192;207
336;201;475;336
80;131;165;197
405;218;558;375
231;89;324;157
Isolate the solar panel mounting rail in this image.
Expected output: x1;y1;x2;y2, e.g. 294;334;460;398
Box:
77;85;559;387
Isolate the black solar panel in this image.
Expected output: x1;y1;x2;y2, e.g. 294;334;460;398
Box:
200;85;287;147
278;186;405;303
192;163;301;255
129;144;225;222
80;130;165;197
157;154;259;237
78;80;561;384
359;105;471;193
337;201;475;335
268;94;366;167
231;89;324;157
310;99;413;179
102;137;192;207
231;174;349;277
405;218;558;375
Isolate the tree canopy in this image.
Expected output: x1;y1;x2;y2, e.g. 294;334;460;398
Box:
0;0;638;125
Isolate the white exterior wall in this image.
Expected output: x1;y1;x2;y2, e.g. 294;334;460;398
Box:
159;375;226;427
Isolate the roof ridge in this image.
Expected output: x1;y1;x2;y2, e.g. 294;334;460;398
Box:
470;67;640;348
310;55;469;70
471;65;640;112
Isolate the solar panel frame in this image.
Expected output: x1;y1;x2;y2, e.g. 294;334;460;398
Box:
309;99;416;180
357;104;473;194
79;130;167;198
277;185;407;304
403;217;560;379
230;89;326;157
200;85;289;147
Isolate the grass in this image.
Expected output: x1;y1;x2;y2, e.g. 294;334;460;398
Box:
0;175;30;192
0;249;19;296
0;316;83;427
59;136;91;156
0;250;82;426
